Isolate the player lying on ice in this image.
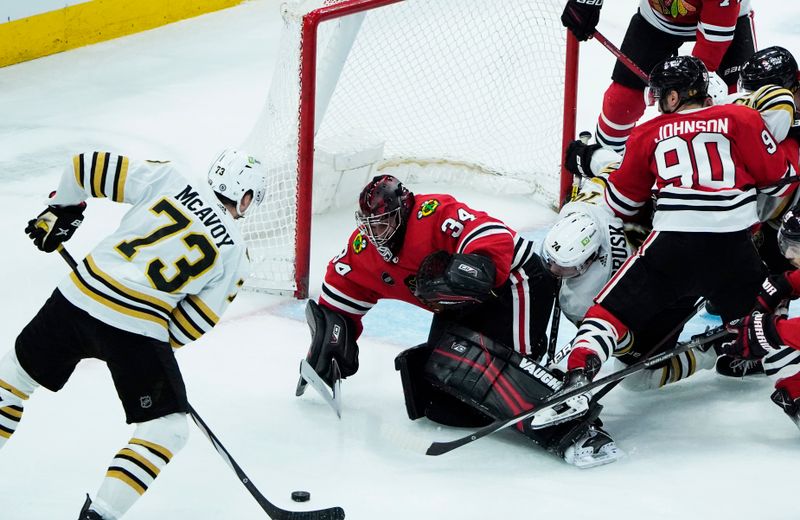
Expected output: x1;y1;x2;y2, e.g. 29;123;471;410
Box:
297;175;622;468
0;149;266;519
531;54;798;429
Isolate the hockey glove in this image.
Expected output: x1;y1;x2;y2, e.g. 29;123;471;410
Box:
25;195;86;253
564;139;602;178
754;273;795;314
723;312;785;360
414;251;496;311
561;0;602;42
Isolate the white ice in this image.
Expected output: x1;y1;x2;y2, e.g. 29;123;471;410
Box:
1;1;799;519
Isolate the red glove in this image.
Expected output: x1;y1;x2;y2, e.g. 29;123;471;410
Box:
723;312;784;360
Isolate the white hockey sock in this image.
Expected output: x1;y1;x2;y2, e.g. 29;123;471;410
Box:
91;413;189;519
0;349;39;448
620;348;716;392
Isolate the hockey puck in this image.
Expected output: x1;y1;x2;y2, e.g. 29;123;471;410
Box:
291;491;311;502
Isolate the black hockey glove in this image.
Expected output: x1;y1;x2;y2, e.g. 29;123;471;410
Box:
25;195;86;253
754;272;795;314
564;139;602;178
414;251;496;311
723;312;785;360
304;300;360;387
561;0;603;42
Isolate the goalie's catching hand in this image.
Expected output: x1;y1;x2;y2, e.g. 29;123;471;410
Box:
414;251;496;311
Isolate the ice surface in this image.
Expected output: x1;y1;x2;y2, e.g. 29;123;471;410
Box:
0;1;799;519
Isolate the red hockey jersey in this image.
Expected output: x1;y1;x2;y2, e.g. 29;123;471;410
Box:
639;0;753;72
603;104;797;232
318;194;529;336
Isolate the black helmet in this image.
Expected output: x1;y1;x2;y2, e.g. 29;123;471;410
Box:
646;56;709;112
779;205;800;268
356;175;414;260
739;46;799;92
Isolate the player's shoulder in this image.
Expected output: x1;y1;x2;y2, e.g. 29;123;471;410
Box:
334;228;371;261
705;102;759;119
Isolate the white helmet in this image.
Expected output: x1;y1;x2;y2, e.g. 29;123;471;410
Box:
207;149;267;218
540;212;601;278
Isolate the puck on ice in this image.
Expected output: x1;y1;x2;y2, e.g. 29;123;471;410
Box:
291;491;311;502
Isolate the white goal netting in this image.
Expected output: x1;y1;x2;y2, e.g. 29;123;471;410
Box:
241;0;573;296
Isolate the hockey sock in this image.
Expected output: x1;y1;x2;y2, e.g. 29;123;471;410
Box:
595;82;646;153
0;350;39;448
620;347;717;391
90;413;189;519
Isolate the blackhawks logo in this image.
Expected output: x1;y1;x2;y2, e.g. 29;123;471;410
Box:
352;232;367;254
417;199;440;219
649;0;696;18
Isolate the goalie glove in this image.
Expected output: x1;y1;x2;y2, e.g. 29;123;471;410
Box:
24;193;86;253
414;251;496;311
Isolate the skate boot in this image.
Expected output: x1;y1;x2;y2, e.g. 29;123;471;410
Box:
78;495;104;520
561;425;623;469
771;388;800;431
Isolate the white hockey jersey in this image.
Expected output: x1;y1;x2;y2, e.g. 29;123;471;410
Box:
49;152;249;348
557;179;632;324
721;85;799;224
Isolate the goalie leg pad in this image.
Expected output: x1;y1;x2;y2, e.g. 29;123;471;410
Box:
304;300;359;386
422;326;602;451
395;343;493;427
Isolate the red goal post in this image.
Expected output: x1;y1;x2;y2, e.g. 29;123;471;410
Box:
241;0;579;298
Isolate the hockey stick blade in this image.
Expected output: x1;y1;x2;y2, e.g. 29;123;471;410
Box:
299;359;343;418
189;405;346;520
425;326;731;456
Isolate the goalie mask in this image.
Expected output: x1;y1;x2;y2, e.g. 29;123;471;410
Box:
356;175;414;261
207;149;267;218
645;56;709;113
778;205;800;269
540;212;601;279
739;46;800;93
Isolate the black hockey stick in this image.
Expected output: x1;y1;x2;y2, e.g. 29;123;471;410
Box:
425;323;730;456
52;244;346;520
188;405;346;520
546;278;563;363
590;298;707;403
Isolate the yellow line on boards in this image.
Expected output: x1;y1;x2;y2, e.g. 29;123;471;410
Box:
0;0;243;68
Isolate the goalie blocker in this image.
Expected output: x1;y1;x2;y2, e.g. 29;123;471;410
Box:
297;300;360;391
395;325;619;467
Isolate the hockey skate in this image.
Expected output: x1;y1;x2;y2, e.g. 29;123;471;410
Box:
771;388;800;431
715;355;765;378
78;495;103;520
561;425;623;469
529;369;591;429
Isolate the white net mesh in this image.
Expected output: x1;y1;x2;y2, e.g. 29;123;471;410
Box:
241;0;570;295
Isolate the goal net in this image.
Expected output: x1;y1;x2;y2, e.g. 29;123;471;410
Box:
241;0;578;297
